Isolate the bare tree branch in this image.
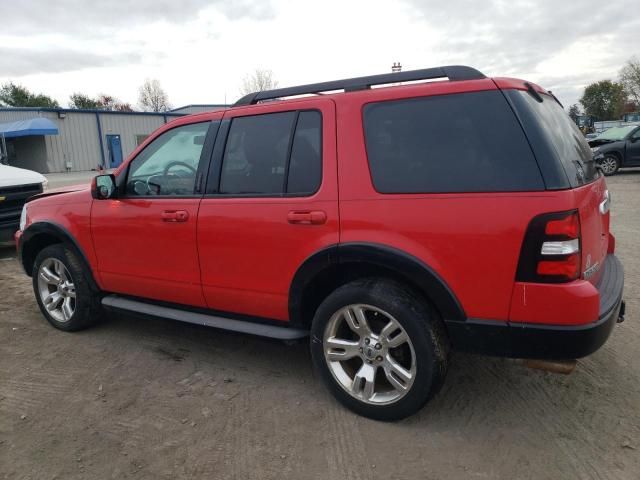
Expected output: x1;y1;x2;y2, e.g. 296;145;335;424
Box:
619;56;640;106
239;69;279;96
138;79;170;112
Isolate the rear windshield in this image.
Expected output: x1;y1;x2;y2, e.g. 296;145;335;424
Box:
362;90;544;193
511;90;599;187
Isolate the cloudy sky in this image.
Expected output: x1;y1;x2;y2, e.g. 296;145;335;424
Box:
1;0;638;110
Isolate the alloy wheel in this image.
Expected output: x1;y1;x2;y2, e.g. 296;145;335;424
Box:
600;156;618;175
323;304;416;405
37;258;76;323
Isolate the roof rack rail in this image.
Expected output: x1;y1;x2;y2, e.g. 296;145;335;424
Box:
233;65;486;107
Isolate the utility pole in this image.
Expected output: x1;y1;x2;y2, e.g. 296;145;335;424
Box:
391;62;402;73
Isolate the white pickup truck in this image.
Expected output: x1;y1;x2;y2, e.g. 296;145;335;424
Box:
0;164;47;245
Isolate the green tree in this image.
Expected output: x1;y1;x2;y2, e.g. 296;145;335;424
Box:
0;82;59;108
619;56;640;106
69;93;133;111
568;104;581;122
68;93;101;109
580;80;626;120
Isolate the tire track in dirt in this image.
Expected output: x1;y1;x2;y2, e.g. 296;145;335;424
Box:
324;404;372;480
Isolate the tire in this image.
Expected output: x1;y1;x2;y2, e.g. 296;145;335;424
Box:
599;155;620;176
310;278;449;421
32;244;102;331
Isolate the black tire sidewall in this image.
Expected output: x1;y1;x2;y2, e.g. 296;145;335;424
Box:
32;244;99;331
310;279;448;421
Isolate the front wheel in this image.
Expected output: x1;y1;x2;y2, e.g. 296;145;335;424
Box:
33;244;102;331
599;155;620;176
310;279;449;421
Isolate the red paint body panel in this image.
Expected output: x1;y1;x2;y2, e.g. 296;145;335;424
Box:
197;98;339;321
509;281;599;325
91;198;206;307
23;188;101;284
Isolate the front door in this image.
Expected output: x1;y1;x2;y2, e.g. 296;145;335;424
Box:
197;99;338;321
92;121;214;307
626;128;640;165
106;134;123;168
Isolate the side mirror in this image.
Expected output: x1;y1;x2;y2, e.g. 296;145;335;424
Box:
91;174;117;200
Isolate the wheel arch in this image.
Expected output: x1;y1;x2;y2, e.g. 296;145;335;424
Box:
603;150;623;163
289;243;466;329
19;222;100;291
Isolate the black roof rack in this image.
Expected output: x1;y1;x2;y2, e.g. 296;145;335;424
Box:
233;65;485;107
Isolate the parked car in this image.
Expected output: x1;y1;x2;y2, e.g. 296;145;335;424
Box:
588;124;640;175
15;66;625;420
0;164;47;245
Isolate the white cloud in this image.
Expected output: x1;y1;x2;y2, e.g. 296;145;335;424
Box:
0;0;637;109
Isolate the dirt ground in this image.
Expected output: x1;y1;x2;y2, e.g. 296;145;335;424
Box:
1;172;639;480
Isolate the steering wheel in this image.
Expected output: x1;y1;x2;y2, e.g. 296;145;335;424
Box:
163;161;197;176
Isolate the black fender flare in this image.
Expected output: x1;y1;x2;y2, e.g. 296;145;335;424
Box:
289;242;466;327
19;221;100;291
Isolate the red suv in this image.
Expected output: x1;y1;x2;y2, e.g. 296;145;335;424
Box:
15;66;625;420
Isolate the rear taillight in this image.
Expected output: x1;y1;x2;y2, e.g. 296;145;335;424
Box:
516;210;581;283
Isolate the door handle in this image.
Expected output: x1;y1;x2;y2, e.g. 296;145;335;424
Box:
161;210;189;222
287;210;327;225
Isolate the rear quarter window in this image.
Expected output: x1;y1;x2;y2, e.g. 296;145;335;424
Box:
363;90;544;193
504;90;599;188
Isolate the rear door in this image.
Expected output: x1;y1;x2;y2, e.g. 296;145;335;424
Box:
197;98;338;321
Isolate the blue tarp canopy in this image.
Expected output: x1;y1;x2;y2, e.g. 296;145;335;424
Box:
0;117;59;138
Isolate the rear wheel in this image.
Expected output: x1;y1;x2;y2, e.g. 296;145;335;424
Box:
310;279;449;421
33;244;102;331
599;155;620;176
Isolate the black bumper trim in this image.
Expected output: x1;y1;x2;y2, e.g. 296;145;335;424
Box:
447;254;624;360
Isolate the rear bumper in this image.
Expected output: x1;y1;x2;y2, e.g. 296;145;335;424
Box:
447;254;625;360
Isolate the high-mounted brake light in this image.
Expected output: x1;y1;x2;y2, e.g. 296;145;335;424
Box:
516;210;581;283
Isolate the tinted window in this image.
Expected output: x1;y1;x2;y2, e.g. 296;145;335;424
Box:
126;122;209;196
513;90;598;187
220;112;295;194
219;110;322;196
287;111;322;194
363;91;544;193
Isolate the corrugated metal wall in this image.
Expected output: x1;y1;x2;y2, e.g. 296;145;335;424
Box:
44;111;101;172
0;109;184;173
170;105;227;114
99;114;166;166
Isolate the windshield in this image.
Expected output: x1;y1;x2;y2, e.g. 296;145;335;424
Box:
596;125;637;141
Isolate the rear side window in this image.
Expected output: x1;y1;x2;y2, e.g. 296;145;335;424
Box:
286;111;322;194
363;91;544;193
219;110;322;195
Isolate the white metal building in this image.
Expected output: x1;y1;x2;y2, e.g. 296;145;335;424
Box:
169;104;227;115
0;105;227;173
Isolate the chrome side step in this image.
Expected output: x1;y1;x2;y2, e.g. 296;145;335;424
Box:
101;295;309;340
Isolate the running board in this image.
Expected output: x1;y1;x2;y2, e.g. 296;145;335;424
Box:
101;295;309;340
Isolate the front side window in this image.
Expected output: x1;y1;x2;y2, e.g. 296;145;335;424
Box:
126;122;210;196
219;110;322;195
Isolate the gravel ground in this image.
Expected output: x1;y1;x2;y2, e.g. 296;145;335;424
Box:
1;172;639;480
